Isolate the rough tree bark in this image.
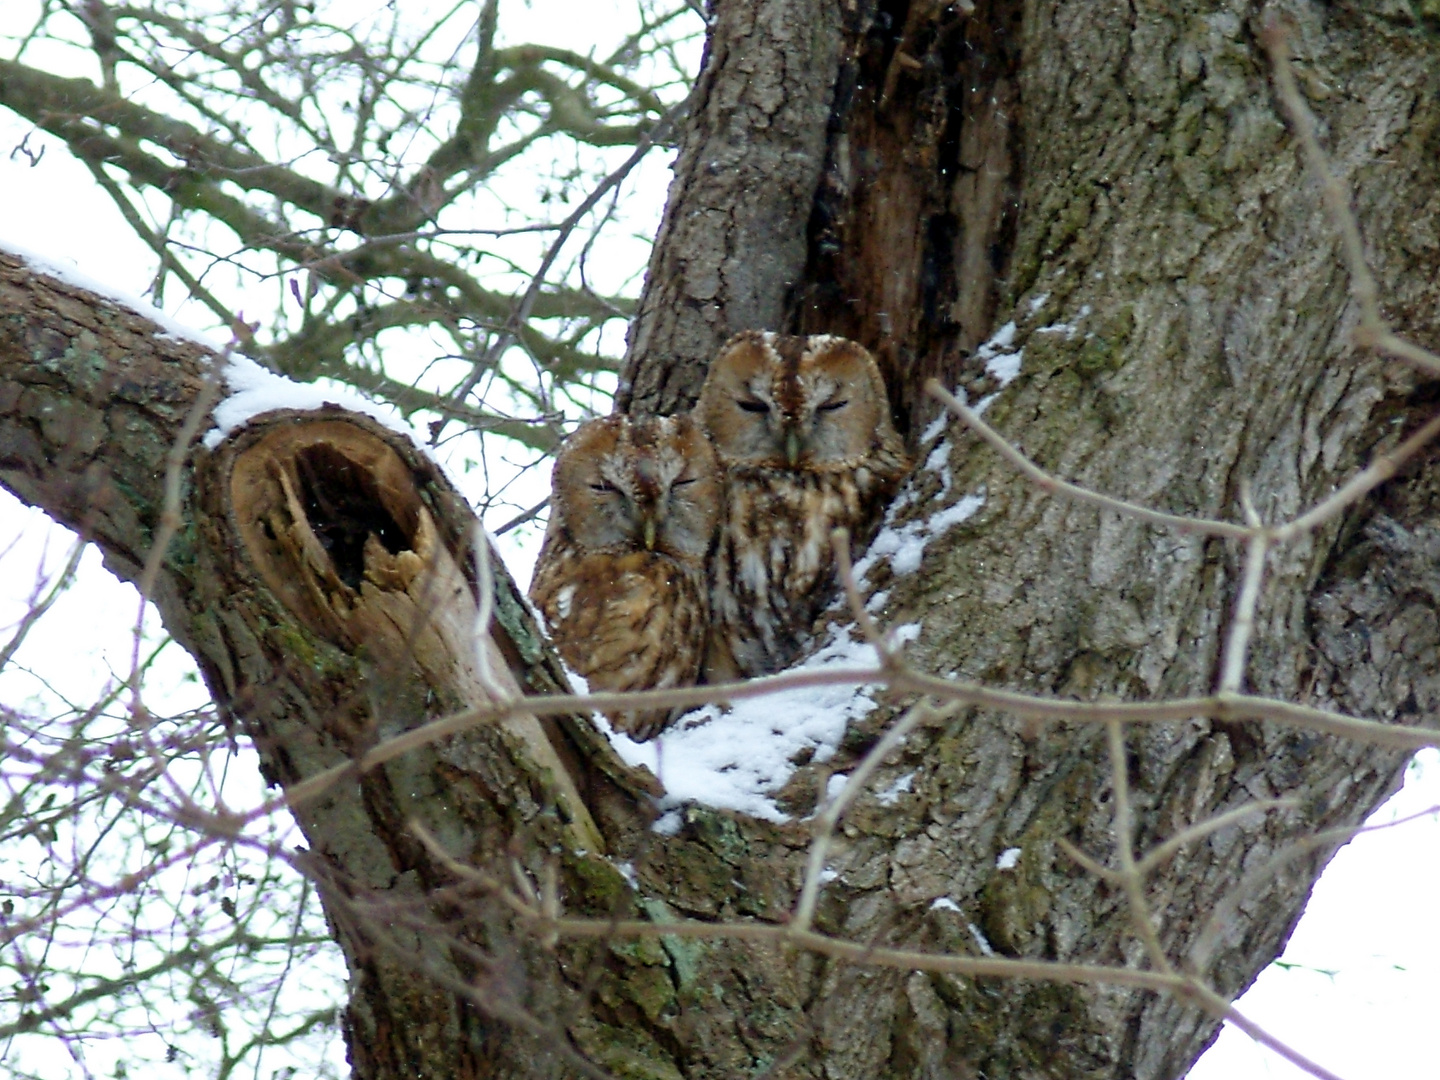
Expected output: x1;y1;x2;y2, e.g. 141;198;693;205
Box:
630;0;1440;1075
4;1;1440;1079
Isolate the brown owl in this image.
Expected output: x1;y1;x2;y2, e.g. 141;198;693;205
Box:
696;331;910;680
529;413;720;740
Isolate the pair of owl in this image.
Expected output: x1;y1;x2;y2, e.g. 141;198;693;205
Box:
529;331;910;740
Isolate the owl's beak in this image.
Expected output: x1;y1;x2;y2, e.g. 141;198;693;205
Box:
642;515;657;551
784;427;802;468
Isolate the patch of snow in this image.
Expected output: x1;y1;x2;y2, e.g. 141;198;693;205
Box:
1034;304;1090;341
563;667;590;695
3;239;433;462
981;320;1017;353
1026;291;1050;315
856;490;984;579
920;411;951;445
969;922;996;956
892;623;922;647
884;485;918;518
819;868;839;884
854;409;987;582
652;810;683;836
923;440;951;474
1034;322;1076;338
605;622;920;824
205;353;417;449
976;321;1023;387
996;846;1022;870
929;443;956;493
873;523;929;576
930;896;961;912
875;771;915;806
825;773;850;802
926;494;986;535
864;589;889;613
616;862;638;889
985;351;1023;386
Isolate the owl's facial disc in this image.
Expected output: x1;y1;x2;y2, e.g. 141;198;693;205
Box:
657;468;715;561
698;330;896;473
559;415;717;560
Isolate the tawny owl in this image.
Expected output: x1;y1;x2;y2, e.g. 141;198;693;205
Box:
529;413;720;740
697;331;910;680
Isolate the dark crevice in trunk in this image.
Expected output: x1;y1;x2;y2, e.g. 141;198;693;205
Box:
793;0;1025;442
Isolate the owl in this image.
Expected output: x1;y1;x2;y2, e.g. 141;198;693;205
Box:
696;331;910;680
529;413;720;740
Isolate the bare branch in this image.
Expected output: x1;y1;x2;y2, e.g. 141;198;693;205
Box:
791;700;944;933
1261;15;1440;379
926;381;1251;539
1217;486;1269;696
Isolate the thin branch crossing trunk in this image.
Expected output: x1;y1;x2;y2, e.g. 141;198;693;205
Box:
4;1;1440;1078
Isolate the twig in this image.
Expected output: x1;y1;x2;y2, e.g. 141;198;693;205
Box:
267;662;1440;819
1217;484;1269;696
443;99;690;425
125;352;226;808
129;356;225;678
1189;982;1348;1080
1261;15;1440;379
538;911;1190;993
1136;798;1299;876
1271;410;1440;541
313;878;621;1080
1057;797;1297;884
1096;720;1342;1080
0;534;86;671
1106;719;1175;975
830;527;888;657
791;700;943;933
470;526;513;703
493;496;550;536
891;668;1440;752
521;899;1362;1080
928;383;1440;549
1189;802;1440;975
0;830;226;947
926;381;1251;539
407;818;529;917
1055;838;1115;882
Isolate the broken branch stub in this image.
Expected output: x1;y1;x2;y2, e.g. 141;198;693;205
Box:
214;407;603;852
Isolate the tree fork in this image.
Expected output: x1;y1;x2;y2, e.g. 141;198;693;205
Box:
0;251;712;1078
8;0;1440;1074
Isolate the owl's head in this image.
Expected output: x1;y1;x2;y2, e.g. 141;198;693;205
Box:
696;331;899;471
550;413;720;562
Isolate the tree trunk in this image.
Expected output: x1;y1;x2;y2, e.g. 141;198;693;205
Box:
611;0;1440;1074
5;1;1440;1079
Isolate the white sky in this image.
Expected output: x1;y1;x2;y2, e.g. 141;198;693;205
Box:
2;2;1438;1078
